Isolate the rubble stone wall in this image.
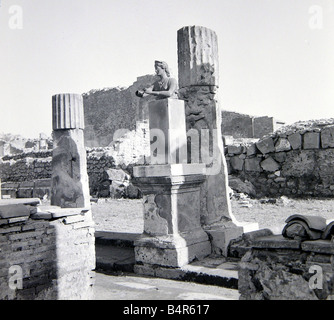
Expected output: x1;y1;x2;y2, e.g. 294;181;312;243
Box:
225;121;334;198
0;207;95;300
238;237;334;300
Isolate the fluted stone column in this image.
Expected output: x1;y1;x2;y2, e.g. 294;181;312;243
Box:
178;26;258;255
51;94;90;208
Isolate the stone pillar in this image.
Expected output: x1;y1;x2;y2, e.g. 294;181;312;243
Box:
51;94;90;208
133;98;211;270
177;26;257;255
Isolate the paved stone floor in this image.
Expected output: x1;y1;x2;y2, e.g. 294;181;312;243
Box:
93;271;239;300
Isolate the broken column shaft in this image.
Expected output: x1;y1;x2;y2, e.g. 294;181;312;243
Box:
51;93;90;208
177;25;234;225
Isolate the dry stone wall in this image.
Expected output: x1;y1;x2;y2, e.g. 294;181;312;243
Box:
2;119;334;199
225;119;334;198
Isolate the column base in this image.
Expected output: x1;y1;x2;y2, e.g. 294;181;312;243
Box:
134;229;211;268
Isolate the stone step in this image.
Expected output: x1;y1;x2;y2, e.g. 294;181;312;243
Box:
95;231;141;248
94;232;240;290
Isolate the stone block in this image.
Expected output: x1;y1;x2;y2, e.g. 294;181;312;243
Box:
275;138;291;152
303;132;320;149
135;232;211;268
205;225;243;256
245;157;262;172
260;156;280;172
288;132;302;149
229;156;244;171
256;137;275;154
251;235;301;249
301;240;334;254
321;126;334;148
148;99;187;165
273;152;287;163
0;204;31;219
246;144;257;156
227;145;244;155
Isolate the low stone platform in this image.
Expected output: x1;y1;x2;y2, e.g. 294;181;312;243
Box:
94;231;239;289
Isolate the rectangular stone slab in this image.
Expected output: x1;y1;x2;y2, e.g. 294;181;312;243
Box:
133;163;206;177
0;198;41;207
0;204;31;219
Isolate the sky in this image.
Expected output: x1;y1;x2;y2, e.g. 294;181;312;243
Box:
0;0;333;139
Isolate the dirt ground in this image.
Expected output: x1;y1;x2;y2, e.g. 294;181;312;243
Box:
91;196;334;235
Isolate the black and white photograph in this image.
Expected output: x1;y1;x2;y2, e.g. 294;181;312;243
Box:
0;0;334;306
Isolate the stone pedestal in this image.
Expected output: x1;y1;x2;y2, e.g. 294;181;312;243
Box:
133;98;211;268
51;94;90;208
133;164;211;268
148;98;187;165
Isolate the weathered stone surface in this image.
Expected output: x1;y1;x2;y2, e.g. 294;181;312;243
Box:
135;231;211;268
275;138;291;152
256;137;275;154
51;129;90;208
321;125;334;148
0;204;31;219
177;26;234;226
302;240;334;254
133;173;205;236
260;157;280;172
273;152;287;163
133;168;211;266
205;223;243;256
245;157;262;172
227;145;244;155
229;156;244;171
281;150;316;177
303;132;320;149
246;144;258;156
148;99;187;164
238;250;319;300
251;235;301;249
287;132;302;149
177;26;219;88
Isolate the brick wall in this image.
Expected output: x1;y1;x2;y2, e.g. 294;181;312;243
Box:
0;203;95;300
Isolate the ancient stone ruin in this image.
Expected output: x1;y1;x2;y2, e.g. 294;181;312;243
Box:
1;23;334;301
0;93;95;300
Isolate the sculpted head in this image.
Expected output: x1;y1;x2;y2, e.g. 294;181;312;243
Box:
154;60;170;77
